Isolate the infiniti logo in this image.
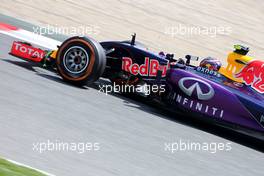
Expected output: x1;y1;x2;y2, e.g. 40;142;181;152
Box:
260;115;264;124
178;77;215;100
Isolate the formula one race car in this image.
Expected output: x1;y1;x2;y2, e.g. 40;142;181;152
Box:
9;34;264;139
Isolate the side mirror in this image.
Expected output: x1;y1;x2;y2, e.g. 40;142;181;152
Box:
105;48;115;55
131;33;136;45
185;55;199;65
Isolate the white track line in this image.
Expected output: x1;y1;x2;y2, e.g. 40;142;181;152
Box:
0;28;61;49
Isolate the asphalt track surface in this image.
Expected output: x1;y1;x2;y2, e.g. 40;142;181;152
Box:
0;14;263;176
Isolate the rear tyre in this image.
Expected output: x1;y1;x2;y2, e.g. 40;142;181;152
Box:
56;36;106;85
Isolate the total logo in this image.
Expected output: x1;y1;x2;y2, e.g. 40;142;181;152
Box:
178;77;215;100
122;57;169;77
10;41;45;62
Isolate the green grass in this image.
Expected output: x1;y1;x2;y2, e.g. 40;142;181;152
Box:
0;158;47;176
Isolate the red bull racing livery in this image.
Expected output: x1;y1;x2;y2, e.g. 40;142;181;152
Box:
9;34;264;140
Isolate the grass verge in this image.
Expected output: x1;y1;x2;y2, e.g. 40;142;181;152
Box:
0;158;46;176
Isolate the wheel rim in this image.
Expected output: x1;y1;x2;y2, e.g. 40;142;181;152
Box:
63;46;89;74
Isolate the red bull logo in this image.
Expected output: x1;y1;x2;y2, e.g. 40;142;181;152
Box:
122;57;169;77
235;60;264;93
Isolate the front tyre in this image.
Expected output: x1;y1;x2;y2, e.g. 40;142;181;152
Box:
56;36;106;85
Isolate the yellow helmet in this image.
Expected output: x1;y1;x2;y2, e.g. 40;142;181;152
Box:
219;45;253;82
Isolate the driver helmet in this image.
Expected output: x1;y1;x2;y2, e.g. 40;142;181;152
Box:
200;57;222;71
